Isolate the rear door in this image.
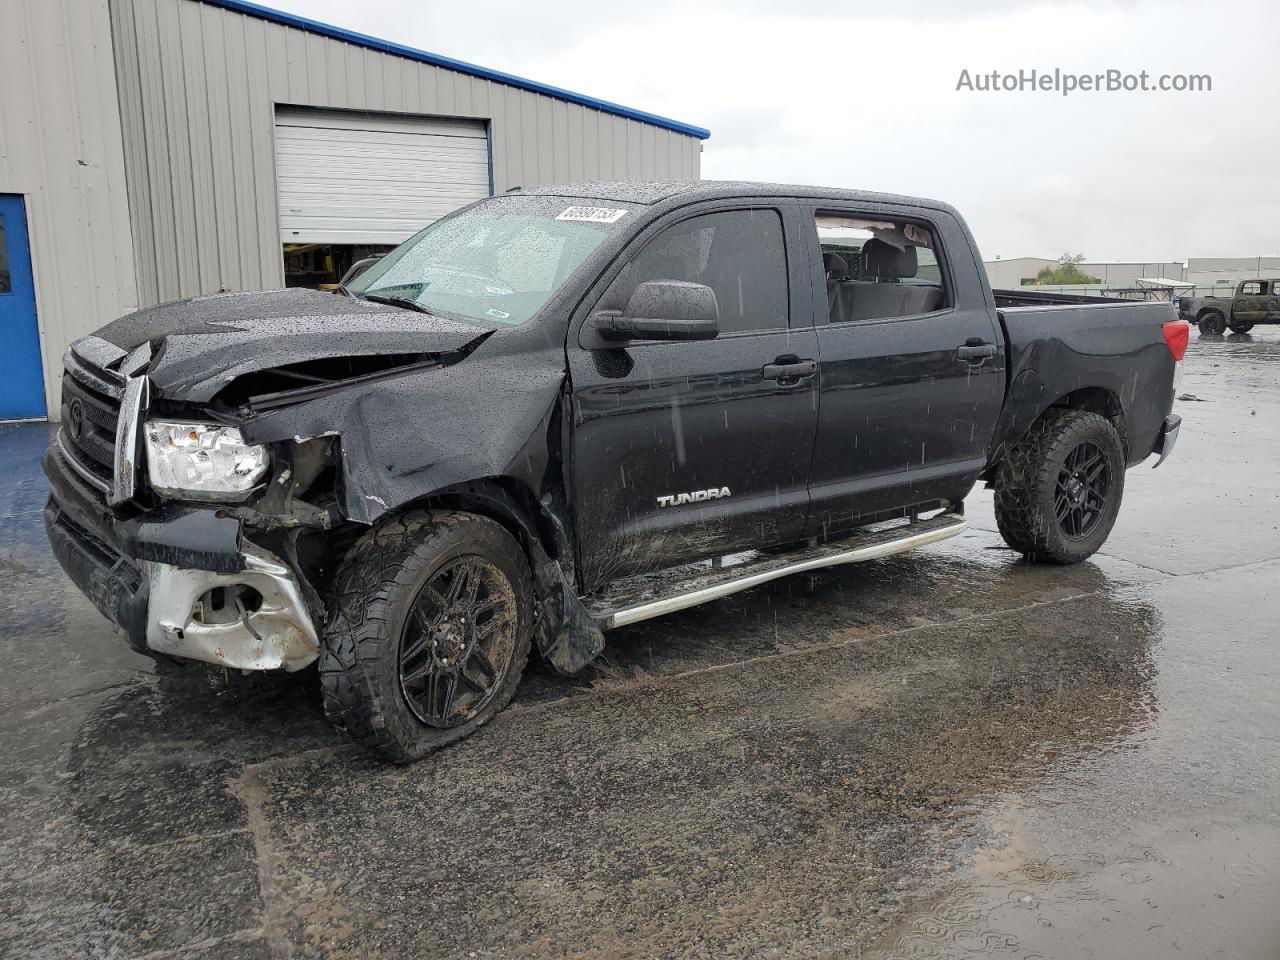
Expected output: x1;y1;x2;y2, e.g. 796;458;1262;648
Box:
567;202;819;592
0;195;45;420
801;202;1004;535
1233;281;1267;326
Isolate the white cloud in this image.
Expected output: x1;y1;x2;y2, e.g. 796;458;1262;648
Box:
265;0;1280;260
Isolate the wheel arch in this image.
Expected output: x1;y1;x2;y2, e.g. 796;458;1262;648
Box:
1047;386;1128;457
985;383;1128;482
407;475;573;578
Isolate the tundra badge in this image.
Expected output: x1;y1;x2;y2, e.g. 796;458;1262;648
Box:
657;487;731;508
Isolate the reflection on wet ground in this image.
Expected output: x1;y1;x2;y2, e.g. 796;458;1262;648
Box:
1;331;1278;958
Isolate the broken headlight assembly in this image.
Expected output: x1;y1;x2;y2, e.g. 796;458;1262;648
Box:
144;421;269;500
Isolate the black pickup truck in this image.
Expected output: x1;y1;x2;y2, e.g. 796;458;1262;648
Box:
1178;278;1280;335
44;181;1187;761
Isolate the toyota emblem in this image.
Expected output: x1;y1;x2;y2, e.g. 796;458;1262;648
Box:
67;398;85;441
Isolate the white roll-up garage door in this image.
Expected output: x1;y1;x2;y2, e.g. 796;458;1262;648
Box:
274;107;490;246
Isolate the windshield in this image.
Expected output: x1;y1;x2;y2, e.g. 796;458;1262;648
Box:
346;195;634;327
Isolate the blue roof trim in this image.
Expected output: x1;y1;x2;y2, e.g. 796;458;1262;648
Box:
201;0;711;140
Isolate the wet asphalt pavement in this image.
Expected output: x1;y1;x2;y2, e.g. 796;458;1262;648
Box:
2;330;1278;959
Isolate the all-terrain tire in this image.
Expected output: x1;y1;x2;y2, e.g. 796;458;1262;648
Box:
1228;320;1255;334
993;409;1125;565
319;510;534;762
1198;310;1227;336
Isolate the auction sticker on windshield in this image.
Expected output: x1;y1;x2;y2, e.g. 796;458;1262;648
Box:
556;206;629;223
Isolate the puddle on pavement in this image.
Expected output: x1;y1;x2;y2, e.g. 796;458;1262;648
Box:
863;816;1280;959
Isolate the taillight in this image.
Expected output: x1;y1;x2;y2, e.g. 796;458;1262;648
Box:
1163;320;1190;362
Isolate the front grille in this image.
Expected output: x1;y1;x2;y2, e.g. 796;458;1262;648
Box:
60;359;123;494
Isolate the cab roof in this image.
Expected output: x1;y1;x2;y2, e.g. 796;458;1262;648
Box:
518;180;958;216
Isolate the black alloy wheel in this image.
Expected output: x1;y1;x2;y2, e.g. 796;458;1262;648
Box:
398;556;518;728
1054;440;1112;540
993;408;1126;564
320;510;534;762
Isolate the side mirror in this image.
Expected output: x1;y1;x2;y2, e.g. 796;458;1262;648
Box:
598;280;720;342
339;255;385;288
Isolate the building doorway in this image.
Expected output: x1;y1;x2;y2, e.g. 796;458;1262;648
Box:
0;194;46;420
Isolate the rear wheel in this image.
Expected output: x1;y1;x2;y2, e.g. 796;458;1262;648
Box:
320;510;533;762
1198;311;1227;336
993;409;1125;564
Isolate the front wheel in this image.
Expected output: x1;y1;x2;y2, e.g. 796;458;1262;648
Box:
993;409;1126;564
320;510;534;762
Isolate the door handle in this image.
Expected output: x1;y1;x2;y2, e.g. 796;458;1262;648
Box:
956;339;997;362
762;355;817;383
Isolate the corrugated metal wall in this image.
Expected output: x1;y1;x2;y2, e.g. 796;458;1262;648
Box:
0;0;139;416
109;0;704;307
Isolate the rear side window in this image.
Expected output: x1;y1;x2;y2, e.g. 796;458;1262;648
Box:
815;213;949;323
1240;281;1263;295
603;209;789;334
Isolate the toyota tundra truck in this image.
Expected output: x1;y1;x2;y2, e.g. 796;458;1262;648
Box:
44;181;1187;761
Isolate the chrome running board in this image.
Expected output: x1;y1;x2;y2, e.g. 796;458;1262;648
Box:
585;512;966;630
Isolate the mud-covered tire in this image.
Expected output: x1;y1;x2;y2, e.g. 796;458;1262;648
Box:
1228;320;1255;334
1198;311;1227;336
993;409;1125;565
319;510;534;762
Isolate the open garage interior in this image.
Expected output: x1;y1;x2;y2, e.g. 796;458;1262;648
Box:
275;108;492;288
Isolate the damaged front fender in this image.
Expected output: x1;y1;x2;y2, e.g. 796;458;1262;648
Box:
230;336;607;674
235;340;569;527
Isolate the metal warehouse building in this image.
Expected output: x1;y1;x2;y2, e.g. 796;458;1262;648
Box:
0;0;708;421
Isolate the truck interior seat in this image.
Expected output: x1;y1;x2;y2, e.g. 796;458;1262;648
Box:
833;238;943;322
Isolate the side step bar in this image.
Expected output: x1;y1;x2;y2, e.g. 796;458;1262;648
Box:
584;512;966;630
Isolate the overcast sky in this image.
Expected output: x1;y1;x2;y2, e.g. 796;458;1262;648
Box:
268;0;1278;262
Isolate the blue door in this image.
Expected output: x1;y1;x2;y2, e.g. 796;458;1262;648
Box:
0;195;46;420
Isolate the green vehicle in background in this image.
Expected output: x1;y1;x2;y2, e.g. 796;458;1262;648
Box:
1179;279;1280;335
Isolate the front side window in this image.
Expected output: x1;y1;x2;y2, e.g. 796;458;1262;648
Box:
348;196;633;327
1240;281;1263;296
815;213;949;323
602;208;789;334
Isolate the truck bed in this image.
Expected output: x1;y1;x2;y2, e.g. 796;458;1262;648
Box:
989;294;1177;470
992;288;1142;308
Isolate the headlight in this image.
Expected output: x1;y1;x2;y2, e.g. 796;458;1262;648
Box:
144;421;269;499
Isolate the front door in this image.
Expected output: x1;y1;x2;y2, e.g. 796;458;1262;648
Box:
0;195;45;420
1233;280;1268;327
801;204;1006;535
568;205;819;592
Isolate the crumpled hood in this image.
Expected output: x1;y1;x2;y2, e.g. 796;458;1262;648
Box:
95;288;491;403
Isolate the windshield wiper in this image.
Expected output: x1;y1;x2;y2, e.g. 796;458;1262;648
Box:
359;292;431;314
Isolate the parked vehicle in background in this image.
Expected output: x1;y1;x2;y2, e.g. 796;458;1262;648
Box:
43;181;1187;761
1179;279;1280;334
